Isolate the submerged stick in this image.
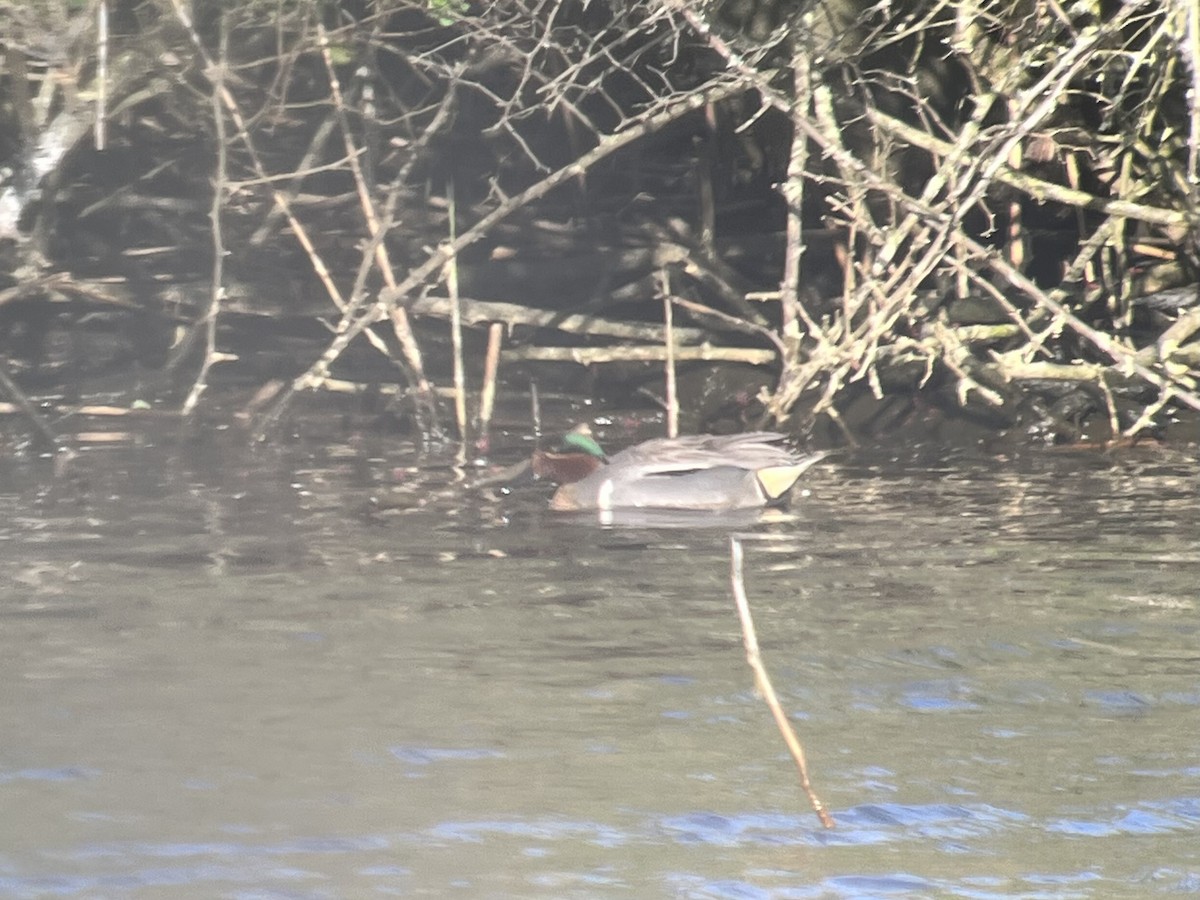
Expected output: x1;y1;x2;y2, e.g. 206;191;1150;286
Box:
728;535;834;829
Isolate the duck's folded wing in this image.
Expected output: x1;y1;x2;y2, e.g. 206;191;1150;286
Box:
611;433;799;473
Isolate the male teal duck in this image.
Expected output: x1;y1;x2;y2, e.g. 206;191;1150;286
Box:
534;426;827;512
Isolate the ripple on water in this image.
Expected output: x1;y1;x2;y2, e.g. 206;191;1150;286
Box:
387;746;505;766
1046;797;1200;837
657;802;1030;849
1081;689;1154;714
0;766;97;784
0;833;395;898
426;817;629;848
4;440;1200;897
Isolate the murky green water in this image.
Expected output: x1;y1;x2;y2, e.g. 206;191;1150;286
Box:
1;430;1198;898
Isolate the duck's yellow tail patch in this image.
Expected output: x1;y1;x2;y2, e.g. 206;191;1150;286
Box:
755;465;805;500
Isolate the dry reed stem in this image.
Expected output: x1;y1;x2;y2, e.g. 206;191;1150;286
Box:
1180;0;1200;185
661;271;678;439
728;535;834;829
94;0;107;150
447;182;468;462
529;380;543;444
478;322;503;451
182;15;228;417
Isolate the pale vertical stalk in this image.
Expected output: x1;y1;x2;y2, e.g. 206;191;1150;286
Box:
477;322;503;453
660;272;678;438
447;180;468;462
778;35;810;347
530;380;543;443
1184;0;1200;186
765;28;813;423
1006;153;1024;272
698;102;717;252
1005;104;1024;296
95;0;107;150
183;14;228;416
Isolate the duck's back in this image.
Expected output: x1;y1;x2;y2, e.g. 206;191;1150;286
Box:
608;432;798;474
550;432;823;511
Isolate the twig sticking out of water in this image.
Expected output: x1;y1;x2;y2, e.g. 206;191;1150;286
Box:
477;322;503;453
729;534;834;829
447;180;468;465
659;270;678;439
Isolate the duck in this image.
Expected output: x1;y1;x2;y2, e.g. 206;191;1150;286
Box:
533;426;827;512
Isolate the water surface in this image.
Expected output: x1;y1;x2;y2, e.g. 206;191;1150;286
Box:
1;432;1198;897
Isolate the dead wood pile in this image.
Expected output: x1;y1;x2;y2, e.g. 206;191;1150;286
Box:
1;0;1198;446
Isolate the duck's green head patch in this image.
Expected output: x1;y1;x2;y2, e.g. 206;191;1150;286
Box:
562;426;606;460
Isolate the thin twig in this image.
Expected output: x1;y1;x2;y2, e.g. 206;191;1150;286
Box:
729;535;834;829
